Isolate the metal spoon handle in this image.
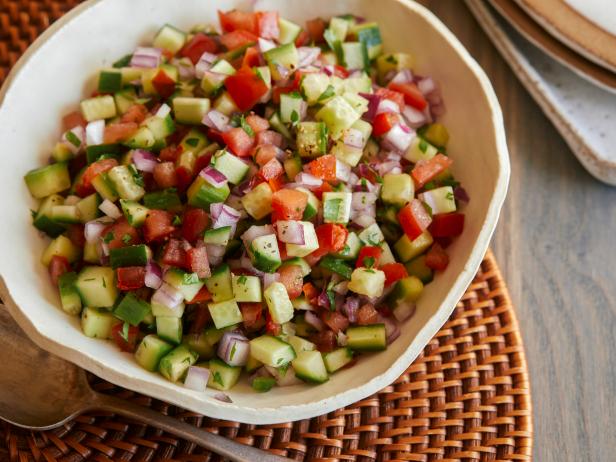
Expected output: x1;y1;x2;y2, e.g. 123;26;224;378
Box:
94;393;291;462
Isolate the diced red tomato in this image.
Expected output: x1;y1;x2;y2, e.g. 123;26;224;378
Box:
206;128;226;145
187;285;212;304
65;224;85;248
316;223;348;253
120;104;149;124
357;303;379;325
271;189;308;221
240;302;265;331
103;122;138;144
187;246;211;278
258;158;284;181
356;246;382;268
152;69;176;99
225;67;269;111
387;82;428;110
265;311;281;336
321;311;349;334
188;303;212;333
429;213;465;238
161;239;188;269
277;264;304;299
175;165;194;193
218;9;257;33
272;85;294;104
380;263;408;287
306;18;326;43
181;209;209;243
104;218;141;250
268;176;285;192
398;199;432;241
333;65;349;78
312;181;333;200
310;330;336;353
254;144;279;166
116;266;146;291
255;11;279;39
48;255;70;286
222;127;255;157
255;130;283;147
303;282;318;303
180;33;219;64
153;162;178;189
372;112;400;137
220;30;258;50
76;158;118;197
159;145;182;162
241;46;261;68
375;87;405;112
425;244;449;271
111;323;140;353
411;154;453;189
245;114;269;133
307;154;336;182
295;30;310;47
194;152;214;174
62;111;86;131
143;210;175;243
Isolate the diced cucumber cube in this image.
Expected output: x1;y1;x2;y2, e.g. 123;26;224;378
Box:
387;276;424;304
107;165;145;201
381;173;414;206
341;42;368;71
91;173;118;201
347;324;387;351
80;307;119;339
333;231;361;260
280;92;304;124
120;199;149;227
280;257;311;277
213;91;240;115
181;128;210;153
285;221;319;258
143;189;182;211
159;345;198;382
183;332;215;359
358;223;385;246
297;187;320;220
263;43;298;80
351;22;383;59
316;96;361;139
292;350;329;384
41;235;80;266
109;244;150;269
249;335;296;367
75;266;118;308
211;149;249;185
405;136;438;163
81;95;117;122
156;316;183;344
278;18;302;44
58;272;82;316
153;24;187;54
51;205;80;224
208;358;242;391
249;234;281;272
322;192;352;224
151;299;185;318
405;255;434;283
24;162;71;199
376;53;414;80
418;186;456;215
187;176;230;209
123;126;156;150
83;241;99;264
232;274;262;302
208;299;243;329
301;73;331;105
348;268;386;298
423;123;449;148
98;69;123;93
289;335;316;355
264;282;294;324
252;376;276;392
114;292;151;326
394;231;433;262
76;193;101;223
241;182;273;220
201;59;235;95
205;264;233;302
173;97;210;125
379;241;396;265
269;111;292;140
164;268;205;301
323;347;354;373
203;226;232;246
32;194;65;237
296;121;328;158
135;335;174;371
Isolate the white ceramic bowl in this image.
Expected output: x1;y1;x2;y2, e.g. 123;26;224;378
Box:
0;0;509;424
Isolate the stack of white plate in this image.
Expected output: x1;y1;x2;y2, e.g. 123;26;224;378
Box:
465;0;616;185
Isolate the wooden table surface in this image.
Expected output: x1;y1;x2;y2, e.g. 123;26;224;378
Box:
418;1;616;460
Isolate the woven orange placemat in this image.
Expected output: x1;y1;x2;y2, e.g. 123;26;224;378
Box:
0;2;532;460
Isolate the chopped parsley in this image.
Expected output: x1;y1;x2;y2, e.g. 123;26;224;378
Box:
418;139;428;153
385;54;398;64
231;114;255;137
363;256;376;269
185;137;199;147
445;191;454;201
120;322;130;342
229;343;237;362
238;275;247;285
213;371;223;385
290;109;300;125
65;130;81;148
317;84;335;102
172;215;182;226
121;233;132;244
129;165;145;187
103;232;115;243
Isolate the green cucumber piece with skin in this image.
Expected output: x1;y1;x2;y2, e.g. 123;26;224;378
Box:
80;307;119;339
268;111;292;140
387;276;424;304
280;257;311;277
32;194;66;237
296;121;328;157
323;347;354;373
297;187;320;220
381;173;414;207
80;95;117;122
58;272;82;316
153;24;187;53
203;226;232;246
75;266;118;308
249;234;281;273
333;231;361;260
279;92;304;124
291;296;313;311
24;162;71;199
204;264;233;302
201;59;235;95
180;128;209;153
289;335;316;355
53;142;76;163
283;155;302;180
156;316;183;344
120;199;149;227
341;41;369;71
285;221;319;258
245;355;263;373
144;114;175;141
358;222;385;246
207;299;243;329
263;43;299;81
264;282;294;324
418;186;456;215
394;231;433;262
249;335;296;367
41;235;80;266
351;22;383;59
173;97;210;124
135;334;174;371
347;324;387;351
151;300;185;318
123;126;156;150
278;18;302;44
109;244;150;269
98;69;123;93
213;91;240;116
292;350;329;384
251;376;276;392
114;292;151;326
232;274;262;303
315;95;361;139
405;255;434;283
163;269;205;301
241;182;273;220
83;241;99;264
86;143;124;164
187;176;231;210
91;173;118;201
51;204;80;224
183;332;215;359
378;242;396;265
322;192;352;224
294;314;317;337
319;256;353;280
376;53;414;81
210;149;249;185
143;189;182;211
76;193;101;223
158;345;198;382
114;88;138;114
107;165;145;201
300;73;331;105
208;358;242;391
348;267;386;298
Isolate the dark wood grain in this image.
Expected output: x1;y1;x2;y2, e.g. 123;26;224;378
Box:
418;1;616;460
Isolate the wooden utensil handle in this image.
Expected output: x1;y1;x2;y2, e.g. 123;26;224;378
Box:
94;392;291;462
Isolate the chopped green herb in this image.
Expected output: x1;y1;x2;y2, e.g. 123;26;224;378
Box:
65;130;81;148
121;233;132;244
103;232;114;243
213;371;223;385
113;54;132;68
120;322;130;342
290;109;300;125
363;256;375;269
418;139;428;153
229;343;237;361
385;55;398;64
445;191;454;201
129;165;144;187
317;85;335;102
172;215;182;226
185;137;199;147
238;275;247;284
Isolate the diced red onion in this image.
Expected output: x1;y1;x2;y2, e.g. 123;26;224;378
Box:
390;69;414;85
343;128;364;149
380;315;401;344
218;332;250;367
336;331;348;347
262;272;280;289
297;47;321;68
373;160;402;177
86;120;105;146
99;199;122;219
213;392;233;403
206;244;226;266
132;149;159;173
351;192;377;211
333;281;349;295
402;105;428;128
156;103;171;118
84;218;112;244
152;282;184;308
200;166;228;188
385;152;402;162
130;47;162;68
335;160;352;182
174;58;196;81
342;297;360;322
305;310;325;332
195;52;218;78
202;109;230;132
61;126;85;154
382;124;414;152
376;98;400;115
393;302;416;322
294;172;322;190
322;64;334;76
454;186;470;203
351;212;376;228
275;220;305;245
417;77;437;96
258;37;276;53
359;92;382;122
431;101;446;118
275;64;291;80
240;252;265;276
241;225;274;247
212;204;241;236
184;366;210;392
145;261;163;289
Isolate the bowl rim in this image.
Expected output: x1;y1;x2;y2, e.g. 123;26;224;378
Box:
0;0;510;424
